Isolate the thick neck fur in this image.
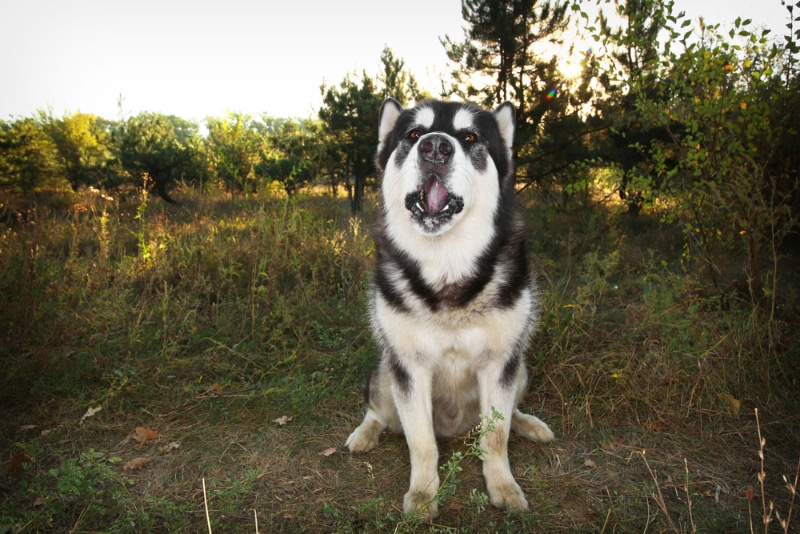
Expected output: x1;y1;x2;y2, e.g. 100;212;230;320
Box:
384;201;496;287
373;186;527;313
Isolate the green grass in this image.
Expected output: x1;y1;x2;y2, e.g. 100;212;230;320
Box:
0;183;798;532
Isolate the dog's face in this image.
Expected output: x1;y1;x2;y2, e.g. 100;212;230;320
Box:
376;100;515;238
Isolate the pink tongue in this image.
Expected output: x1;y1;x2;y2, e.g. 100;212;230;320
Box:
424;176;449;213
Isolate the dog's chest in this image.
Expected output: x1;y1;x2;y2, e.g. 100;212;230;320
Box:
373;281;534;362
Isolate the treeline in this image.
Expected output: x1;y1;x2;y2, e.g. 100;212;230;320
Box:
0;46;420;213
2;0;799;299
0;107;315;202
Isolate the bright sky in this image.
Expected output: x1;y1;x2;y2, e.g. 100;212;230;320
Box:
0;0;791;122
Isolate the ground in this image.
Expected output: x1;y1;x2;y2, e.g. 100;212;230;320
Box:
1;185;797;532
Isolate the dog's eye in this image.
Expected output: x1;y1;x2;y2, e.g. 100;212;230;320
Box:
464;132;478;143
408;130;421;140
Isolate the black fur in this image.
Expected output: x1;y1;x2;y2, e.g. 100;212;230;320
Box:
387;350;411;395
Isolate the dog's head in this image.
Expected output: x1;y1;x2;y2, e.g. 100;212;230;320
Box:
376;99;515;238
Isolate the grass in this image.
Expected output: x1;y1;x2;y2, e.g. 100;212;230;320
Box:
0;182;798;532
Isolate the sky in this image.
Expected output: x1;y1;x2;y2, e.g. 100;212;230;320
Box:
0;0;792;123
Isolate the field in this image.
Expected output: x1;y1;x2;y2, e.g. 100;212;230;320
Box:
1;184;798;533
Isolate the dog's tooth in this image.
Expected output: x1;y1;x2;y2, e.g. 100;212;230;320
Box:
416;202;425;212
441;204;450;212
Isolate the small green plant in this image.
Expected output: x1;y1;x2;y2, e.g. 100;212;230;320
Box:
133;172;152;265
442;407;502;506
395;407;502;530
207;469;261;520
95;205;111;266
0;448;144;532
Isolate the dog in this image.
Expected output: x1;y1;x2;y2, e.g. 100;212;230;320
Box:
345;98;554;519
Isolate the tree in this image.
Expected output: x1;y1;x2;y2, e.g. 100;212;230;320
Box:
117;112;190;203
319;47;425;214
319;72;382;215
377;46;430;105
258;118;326;196
442;0;569;124
0;117;63;193
441;0;609;194
39;111;113;192
206;112;263;196
591;0;679;214
583;0;799;312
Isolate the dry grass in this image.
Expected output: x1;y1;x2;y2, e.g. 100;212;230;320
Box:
0;184;798;532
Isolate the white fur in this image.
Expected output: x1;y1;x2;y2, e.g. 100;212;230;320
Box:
415;105;435;129
377;99;403;154
493;103;516;152
453;107;475;131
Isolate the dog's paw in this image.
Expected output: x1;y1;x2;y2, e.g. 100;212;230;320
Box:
403;488;439;522
511;411;555;443
345;413;385;453
486;478;529;513
344;425;381;453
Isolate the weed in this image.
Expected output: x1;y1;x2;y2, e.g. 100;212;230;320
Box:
133;173;152;266
751;408;799;534
0;448;147;532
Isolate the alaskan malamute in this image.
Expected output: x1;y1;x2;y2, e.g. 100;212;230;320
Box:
346;99;554;518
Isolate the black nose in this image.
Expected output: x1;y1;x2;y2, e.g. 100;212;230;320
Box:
418;135;453;164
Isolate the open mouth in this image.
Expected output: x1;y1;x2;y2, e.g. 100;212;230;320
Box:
404;175;464;225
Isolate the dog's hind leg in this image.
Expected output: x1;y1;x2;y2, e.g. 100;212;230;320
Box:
346;361;398;452
345;410;386;452
511;410;555;442
508;358;555;442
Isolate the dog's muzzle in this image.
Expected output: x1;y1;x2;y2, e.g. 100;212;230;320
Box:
404;135;464;224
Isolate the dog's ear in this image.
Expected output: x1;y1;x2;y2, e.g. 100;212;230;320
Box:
378;98;403;147
493;102;516;150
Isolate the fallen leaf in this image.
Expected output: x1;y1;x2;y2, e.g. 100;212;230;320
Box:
8;451;29;477
584;459;597;469
79;406;102;425
319;447;337;457
32;496;45;507
16;425;38;434
123;457;152;470
131;426;159;446
161;442;181;454
210;383;223;396
273;415;294;426
649;419;667;432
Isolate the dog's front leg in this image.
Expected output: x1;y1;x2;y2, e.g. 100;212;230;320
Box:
478;357;529;513
392;363;440;520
